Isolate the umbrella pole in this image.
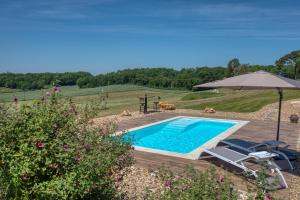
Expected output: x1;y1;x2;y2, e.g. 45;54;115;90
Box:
276;88;283;141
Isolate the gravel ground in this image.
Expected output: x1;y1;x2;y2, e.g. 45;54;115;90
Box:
93;111;146;127
116;166;165;200
93;99;300;199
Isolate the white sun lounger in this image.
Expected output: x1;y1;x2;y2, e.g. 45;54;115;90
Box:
204;147;288;189
221;139;295;170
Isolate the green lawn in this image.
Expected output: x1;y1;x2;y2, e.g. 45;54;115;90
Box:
72;86;189;116
0;85;189;116
0;85;154;102
1;85;300;116
183;90;300;112
0;87;21;93
181;91;225;101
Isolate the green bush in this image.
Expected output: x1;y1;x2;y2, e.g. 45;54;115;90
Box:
150;166;279;200
0;93;133;199
154;166;239;200
245;168;278;200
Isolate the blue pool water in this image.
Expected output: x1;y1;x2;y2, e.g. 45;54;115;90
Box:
122;117;237;154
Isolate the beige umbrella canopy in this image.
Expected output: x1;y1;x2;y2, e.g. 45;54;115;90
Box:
194;71;300;141
194;71;300;89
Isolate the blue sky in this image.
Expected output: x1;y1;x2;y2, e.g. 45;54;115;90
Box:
0;0;299;74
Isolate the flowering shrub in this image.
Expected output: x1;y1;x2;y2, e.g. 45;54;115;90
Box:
245;169;277;200
155;166;239;200
150;166;280;200
0;94;132;199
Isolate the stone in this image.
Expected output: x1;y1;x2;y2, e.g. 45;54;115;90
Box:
159;102;176;110
204;107;216;113
121;110;132;116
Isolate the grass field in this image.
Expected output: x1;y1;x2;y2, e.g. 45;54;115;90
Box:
1;85;300;116
0;85;155;102
0;85;189;116
181;91;225;100
182;90;300;112
0;87;21;93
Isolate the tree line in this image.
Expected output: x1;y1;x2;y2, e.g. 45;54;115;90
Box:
0;65;273;91
1;50;299;91
0;72;92;90
76;67;228;90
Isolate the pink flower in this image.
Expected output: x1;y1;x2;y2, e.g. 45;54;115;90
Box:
53;86;59;94
75;155;81;162
218;175;224;183
265;193;271;200
63;144;68;151
115;174;122;182
35;141;45;150
164;180;172;188
46;92;51;96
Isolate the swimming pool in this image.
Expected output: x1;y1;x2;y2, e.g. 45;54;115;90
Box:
121;116;248;159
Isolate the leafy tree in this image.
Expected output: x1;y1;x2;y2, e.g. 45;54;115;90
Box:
233;64;249;76
276;50;300;79
0;72;92;90
77;77;92;88
227;58;240;76
0;63;285;91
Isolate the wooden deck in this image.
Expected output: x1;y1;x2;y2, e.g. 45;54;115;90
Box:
118;112;300;198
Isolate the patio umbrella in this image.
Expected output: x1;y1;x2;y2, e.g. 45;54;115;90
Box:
194;70;300;141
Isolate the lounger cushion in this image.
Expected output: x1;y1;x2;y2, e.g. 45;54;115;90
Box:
223;139;297;161
205;147;246;162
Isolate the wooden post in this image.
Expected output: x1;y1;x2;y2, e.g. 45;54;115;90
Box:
276;88;283;141
144;93;147;114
